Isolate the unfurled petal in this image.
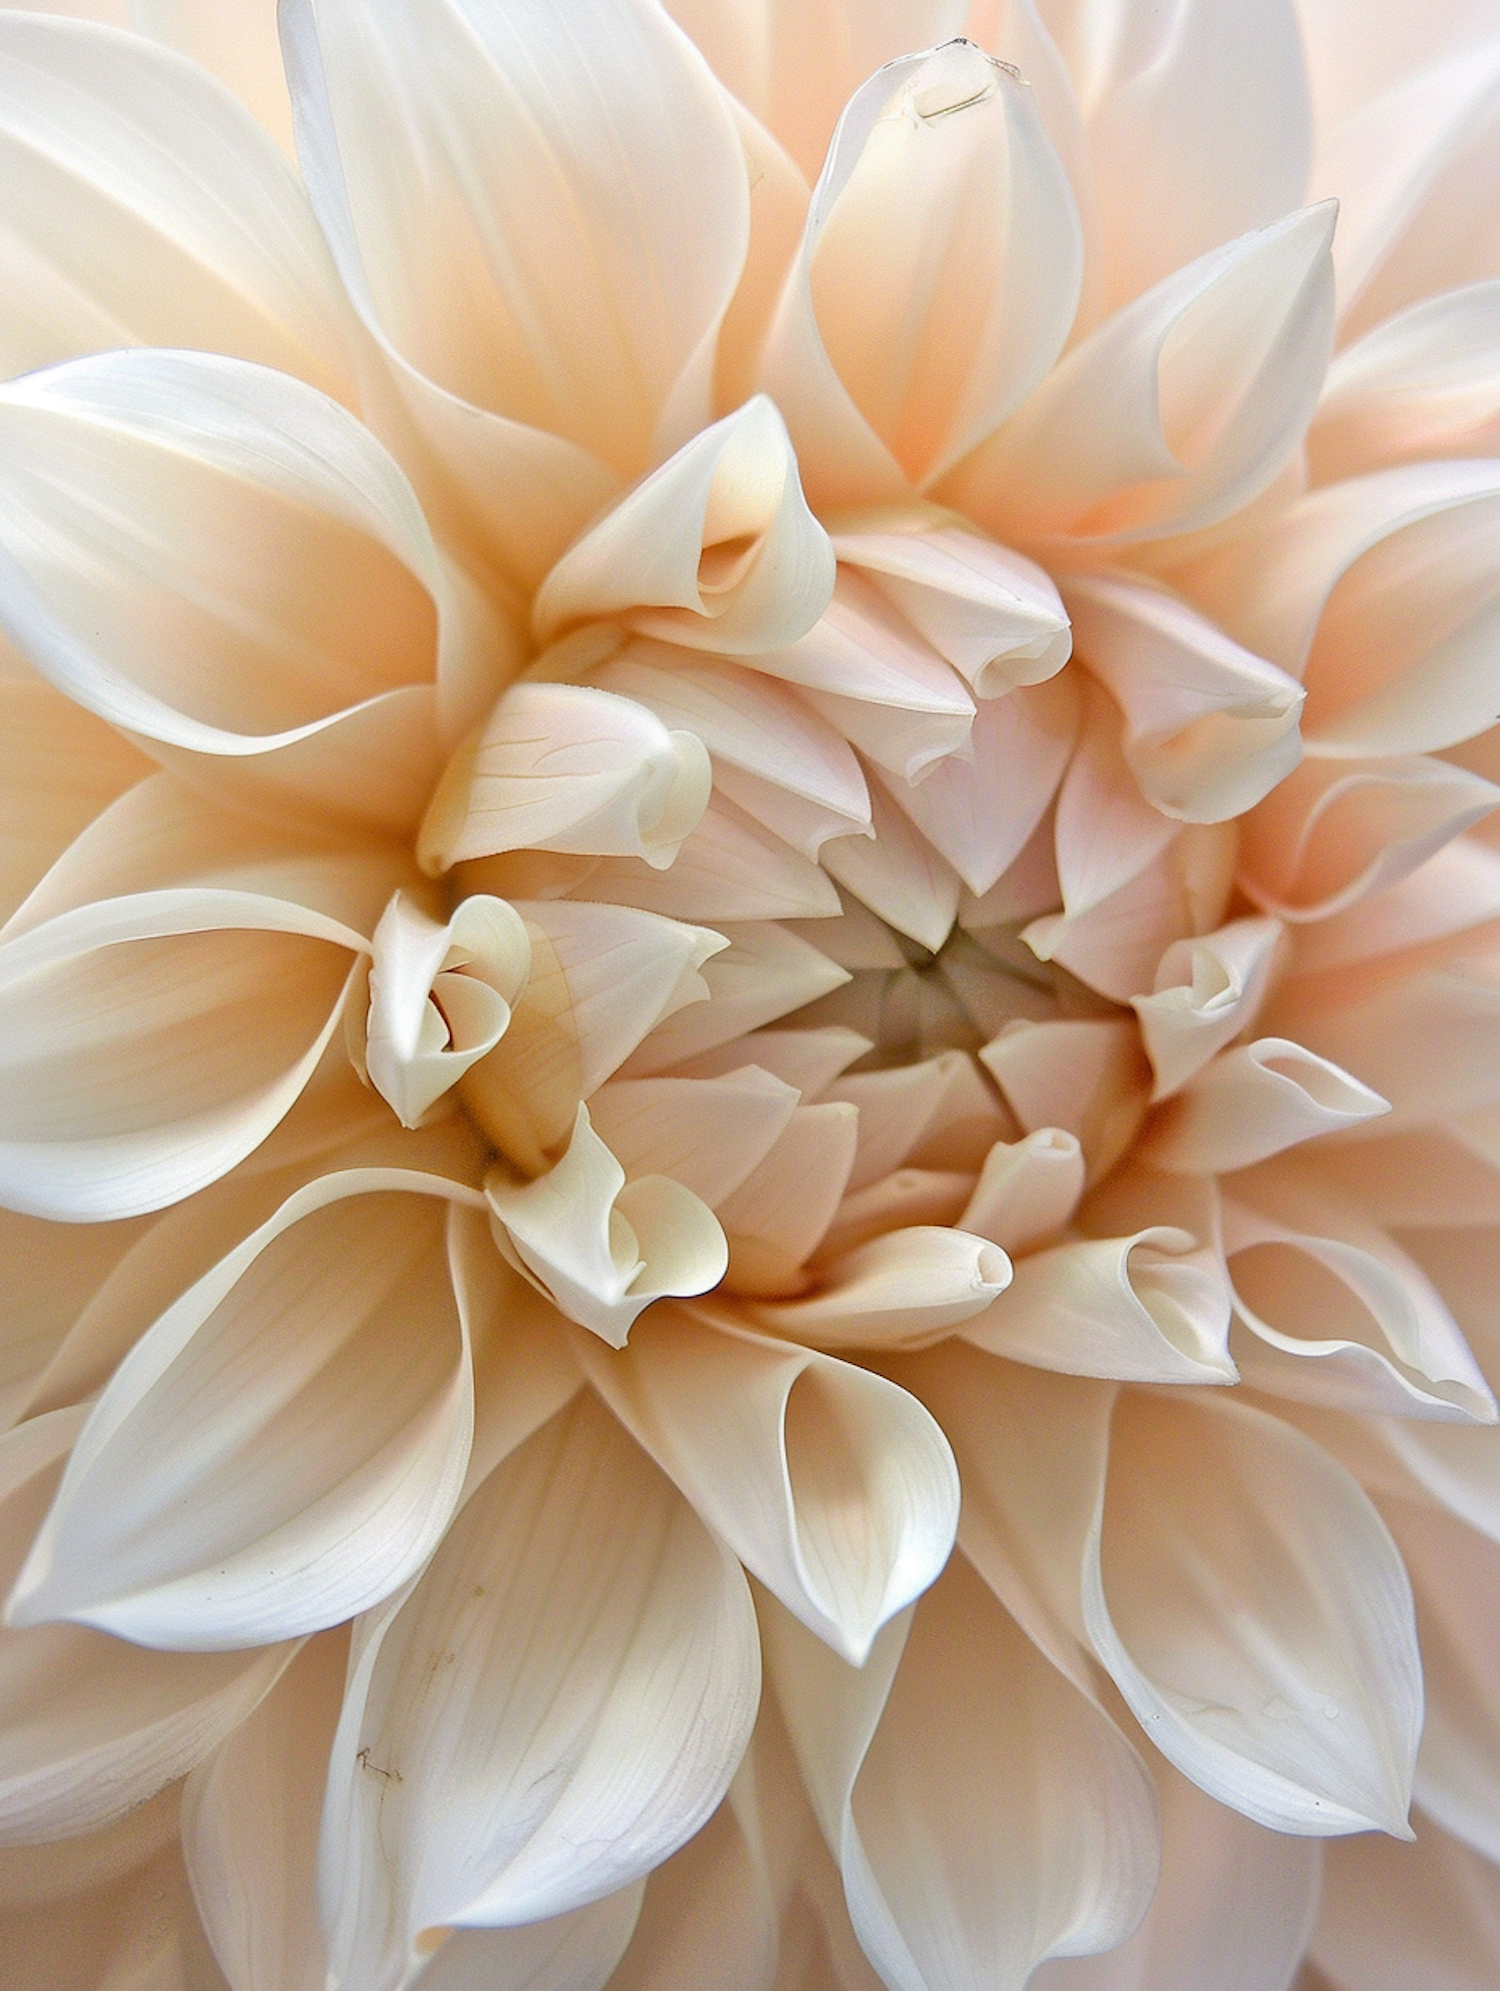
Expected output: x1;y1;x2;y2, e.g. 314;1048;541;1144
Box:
0;14;348;390
0;1409;297;1844
8;1173;481;1647
1090;1390;1422;1836
952;204;1336;544
486;1105;727;1347
576;1304;957;1662
418;684;710;875
319;1393;759;1991
1064;574;1303;822
1132;915;1283;1098
759;38;1081;505
1142;1037;1389;1173
533;398;834;655
763;1558;1159;1991
751;1225;1011;1350
962;1227;1235;1383
363;893;531;1129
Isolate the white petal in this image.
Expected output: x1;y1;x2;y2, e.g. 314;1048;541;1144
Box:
715;1102;860;1296
415;1889;644;1991
486;1105;727;1347
952;204;1336;544
586;1067;799;1209
577;1305;957;1662
9;1173;481;1648
0;14;348;389
1142;1037;1390;1173
980;1018;1151;1184
751;569;977;719
962;1228;1235;1383
533;398;834;655
763;1556;1159;1991
823;780;962;953
319;1394;760;1991
182;1629;347;1991
1052;684;1178;919
823;1050;1006;1192
418;684;710;875
1064;574;1304;822
1132;915;1283;1098
1089;1390;1422;1836
0;1409;297;1845
619;921;849;1076
960;1128;1086;1252
750;1225;1010;1351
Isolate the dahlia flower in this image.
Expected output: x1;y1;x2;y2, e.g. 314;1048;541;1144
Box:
3;0;1500;1984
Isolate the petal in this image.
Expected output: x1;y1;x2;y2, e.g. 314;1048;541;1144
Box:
533;398;834;656
418;684;710;875
0;14;348;390
715;1101;861;1297
1142;1037;1390;1173
1132;915;1284;1099
485;1105;727;1347
0;1409;297;1845
822;779;962;953
750;1225;1011;1350
576;1305;958;1662
750;569;977;721
416;1889;645;1991
319;1394;760;1990
960;1128;1086;1252
1089;1390;1422;1836
950;204;1336;544
1052;683;1179;919
1314;1813;1500;1991
9;1173;481;1648
763;1556;1159;1991
980;1018;1151;1184
585;1067;800;1209
1064;574;1304;822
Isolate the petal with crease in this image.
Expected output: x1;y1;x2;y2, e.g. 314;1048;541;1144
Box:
1141;1037;1390;1173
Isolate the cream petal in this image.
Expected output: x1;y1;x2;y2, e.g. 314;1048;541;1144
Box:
1064;0;1311;317
1142;1037;1390;1173
709;766;870;869
961;1227;1235;1382
1310;282;1500;481
1052;685;1179;918
980;1018;1151;1183
1239;754;1500;921
486;1105;727;1347
675;1022;869;1097
1064;573;1304;822
0;14;348;389
592;648;869;836
1177;460;1500;758
419;684;710;875
9;1173;482;1648
618;921;850;1076
960;1128;1085;1252
1132;915;1284;1099
0;350;452;831
819;1169;975;1261
575;1305;957;1662
461;899;726;1168
951;204;1336;544
1288;836;1500;978
823;1050;1006;1191
750;1225;1010;1351
415;1889;645;1991
364;893;532;1130
716;1102;861;1296
285;0;746;475
1220;1179;1496;1423
822;779;963;953
762;1557;1159;1991
1090;1390;1422;1836
789;39;1082;489
750;569;977;721
832;523;1070;698
585;1068;799;1209
0;1409;297;1845
0;1835;226;1988
0;888;370;1220
534;398;834;655
181;1629;347;1991
0;1779;178;1916
1314;1813;1500;1991
319;1394;760;1989
0;1206;148;1426
884;673;1081;897
131;0;294;151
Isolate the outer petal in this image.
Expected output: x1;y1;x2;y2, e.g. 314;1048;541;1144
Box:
576;1305;958;1662
8;1171;482;1648
319;1393;760;1991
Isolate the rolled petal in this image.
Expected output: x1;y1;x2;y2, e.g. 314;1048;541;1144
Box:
1142;1037;1390;1173
960;1128;1086;1253
1064;574;1304;822
1089;1390;1422;1836
577;1305;958;1662
0;1409;297;1845
751;1225;1011;1351
418;683;710;875
363;892;531;1129
0;349;447;831
962;1227;1235;1383
533;398;834;655
951;204;1336;544
1132;915;1283;1099
0;13;349;390
319;1393;760;1990
8;1172;482;1648
181;1629;347;1991
832;521;1070;698
762;1557;1159;1991
758;39;1081;505
486;1105;727;1347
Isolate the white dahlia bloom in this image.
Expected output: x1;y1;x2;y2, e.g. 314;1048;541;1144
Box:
3;0;1500;1985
